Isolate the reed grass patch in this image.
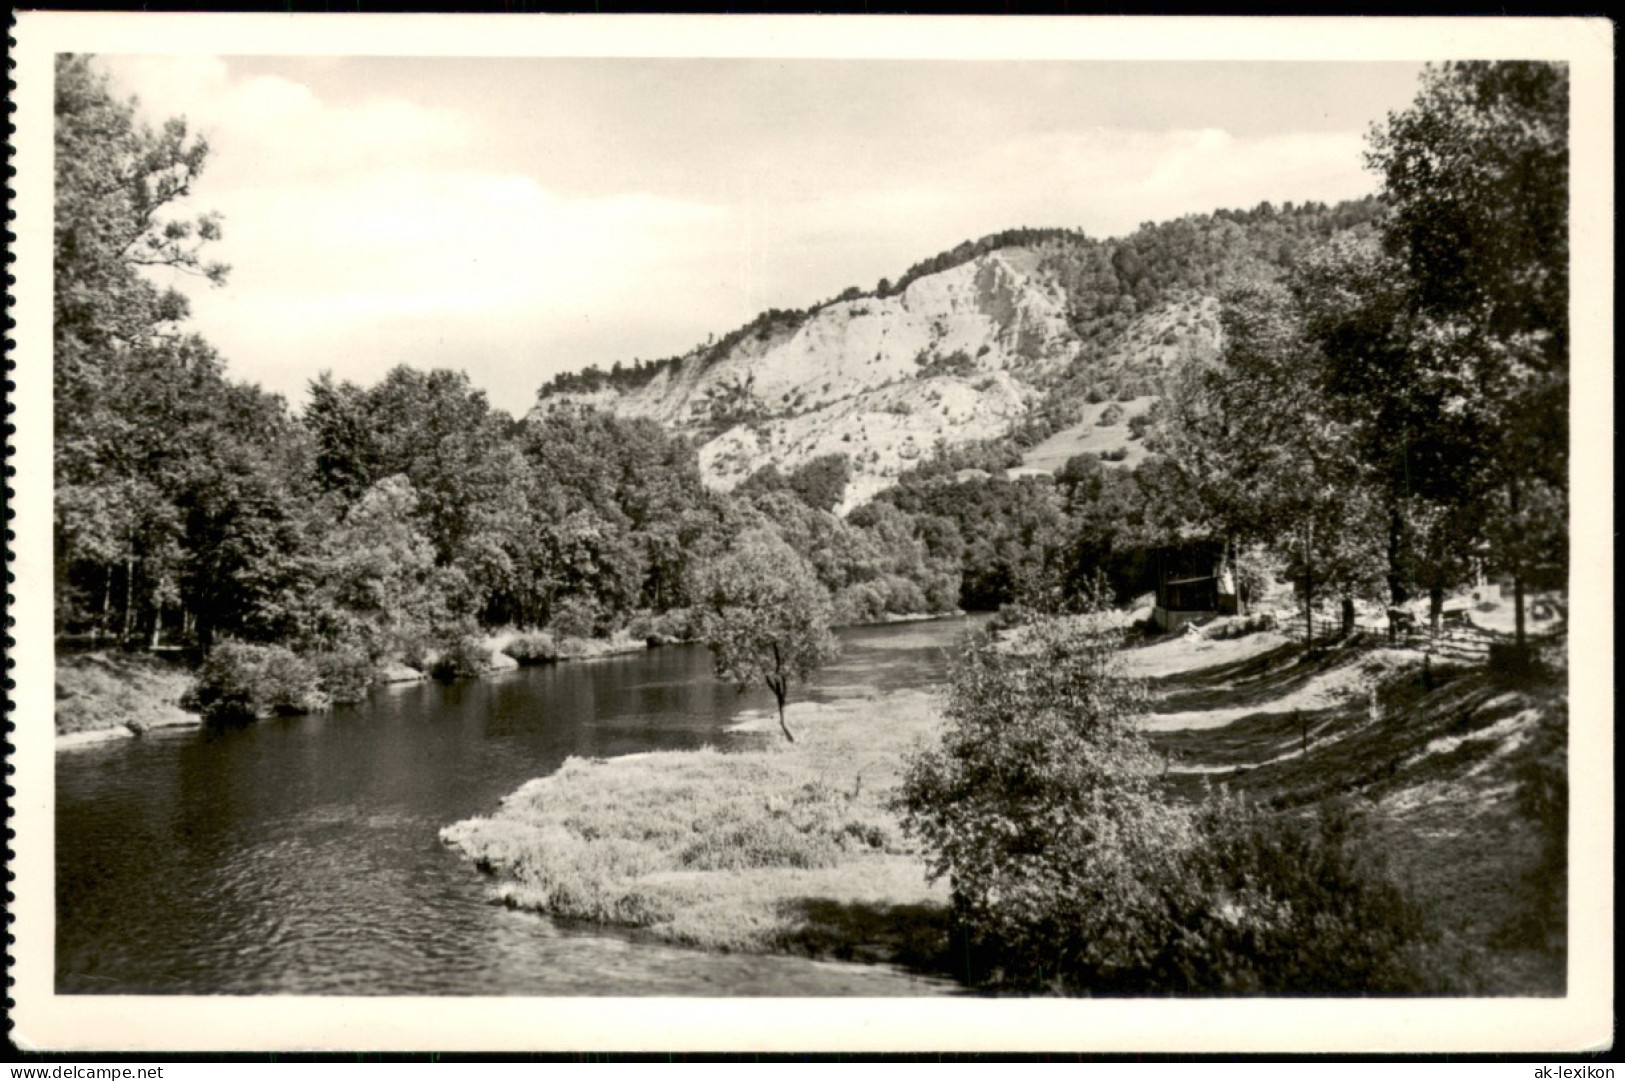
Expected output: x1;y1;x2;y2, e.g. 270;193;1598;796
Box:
442;691;949;957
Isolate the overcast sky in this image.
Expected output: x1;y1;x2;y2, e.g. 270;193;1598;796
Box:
100;55;1427;415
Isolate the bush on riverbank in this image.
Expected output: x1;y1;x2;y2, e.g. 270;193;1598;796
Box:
897;609;1463;995
502;632;559;665
626;608;700;644
832;576;930;626
180;640;388;721
311;648;376;705
430;634;498;681
182;640;330;722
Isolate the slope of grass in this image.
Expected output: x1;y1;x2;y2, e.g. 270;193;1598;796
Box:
1136;625;1568;994
55;650;199;738
1017;397;1157;474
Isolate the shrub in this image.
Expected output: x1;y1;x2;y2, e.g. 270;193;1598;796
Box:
787;453;852;513
627;608;700;644
1099;446;1129;462
549;594;608;640
430;634;494;681
833;582;889;626
1097;402;1126;427
310;648;375;705
916;349;978;378
1127;412;1152;441
398;632;439;674
502;632;558;665
923;571;962;614
183;640;327;723
1153;795;1459;995
832;575;928;624
882;576;928;616
897;606;1186;991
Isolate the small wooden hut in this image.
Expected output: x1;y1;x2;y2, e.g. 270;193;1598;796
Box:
1151;541;1239;632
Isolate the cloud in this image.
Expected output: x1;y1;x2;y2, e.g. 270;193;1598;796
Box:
102;55;471;187
104;56;730;407
187;169;727;409
215;171;725;315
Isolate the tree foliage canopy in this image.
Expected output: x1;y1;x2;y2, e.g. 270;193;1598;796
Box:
896;600;1183;986
696;530;841;743
1146;61;1569;642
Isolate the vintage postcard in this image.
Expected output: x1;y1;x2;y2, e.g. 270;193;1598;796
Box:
7;12;1613;1053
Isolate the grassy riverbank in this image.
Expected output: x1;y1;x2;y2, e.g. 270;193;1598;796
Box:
1129;624;1569;993
446;613;1568;992
53;629;657;741
55;650;200;741
442;689;955;965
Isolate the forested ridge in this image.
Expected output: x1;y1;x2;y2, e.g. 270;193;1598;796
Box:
56;55;1567;715
536;202;1383;405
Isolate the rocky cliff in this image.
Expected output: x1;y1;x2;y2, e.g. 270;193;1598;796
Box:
534;201;1379;512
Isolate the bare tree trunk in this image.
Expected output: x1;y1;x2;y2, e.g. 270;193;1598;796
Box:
776;694;796;744
1514;575;1527;649
767;648;797;743
1509;477;1527;649
1387;502;1408;606
100;570;113;640
121;556;136;641
1303;521;1315;654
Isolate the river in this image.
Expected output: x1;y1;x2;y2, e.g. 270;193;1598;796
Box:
55;616;982;996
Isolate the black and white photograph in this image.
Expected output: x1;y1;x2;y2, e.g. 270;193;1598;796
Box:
6;13;1612;1055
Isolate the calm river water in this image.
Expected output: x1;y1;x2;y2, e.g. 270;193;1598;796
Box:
56;617;982;996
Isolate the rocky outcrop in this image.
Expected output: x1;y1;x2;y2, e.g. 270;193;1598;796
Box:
541;248;1218;513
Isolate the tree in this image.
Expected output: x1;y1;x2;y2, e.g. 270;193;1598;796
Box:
1225;284;1386;647
896;597;1190;990
54;54;227;368
1365;61;1569;646
786;453;853;513
695;530;840;743
299;475;457;662
1290;234;1490;616
175;384;314;652
1155;281;1385;648
54;54;236;640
